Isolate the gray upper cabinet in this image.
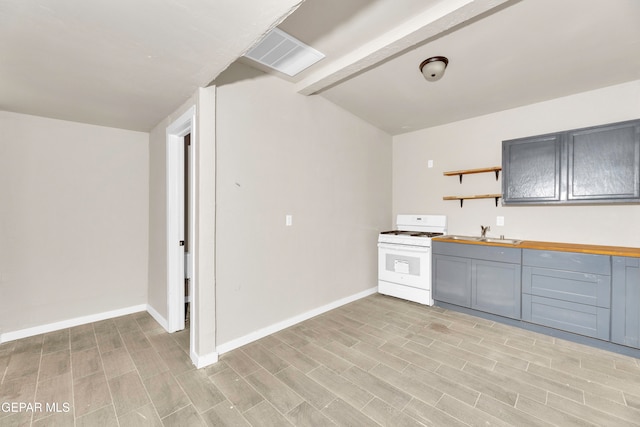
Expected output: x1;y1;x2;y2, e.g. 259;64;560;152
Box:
503;119;640;205
503;133;562;203
567;122;640;202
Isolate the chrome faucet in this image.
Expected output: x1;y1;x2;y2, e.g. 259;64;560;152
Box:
480;225;490;239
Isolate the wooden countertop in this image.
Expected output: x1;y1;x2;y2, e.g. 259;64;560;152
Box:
432;236;640;258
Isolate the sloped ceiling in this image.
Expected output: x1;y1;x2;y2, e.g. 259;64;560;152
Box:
250;0;640;135
0;0;302;131
318;0;640;134
2;0;639;134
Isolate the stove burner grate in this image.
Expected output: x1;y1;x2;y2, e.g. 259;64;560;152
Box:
380;230;443;238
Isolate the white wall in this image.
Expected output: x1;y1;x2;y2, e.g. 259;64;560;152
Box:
215;63;392;347
192;87;217;362
0;111;148;337
147;88;217;365
393;80;640;247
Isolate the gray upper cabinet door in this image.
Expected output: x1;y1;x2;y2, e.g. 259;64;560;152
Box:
567;121;640;202
502;119;640;205
502;134;562;204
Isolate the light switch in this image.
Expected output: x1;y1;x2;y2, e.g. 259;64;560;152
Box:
496;216;505;226
286;215;293;226
428;160;434;168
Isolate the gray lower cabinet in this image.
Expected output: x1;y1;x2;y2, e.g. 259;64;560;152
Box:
611;256;640;348
472;259;521;319
432;254;471;307
522;249;611;340
502;119;640;205
434;242;640;353
433;242;521;319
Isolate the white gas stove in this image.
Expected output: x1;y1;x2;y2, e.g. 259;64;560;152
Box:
378;214;447;305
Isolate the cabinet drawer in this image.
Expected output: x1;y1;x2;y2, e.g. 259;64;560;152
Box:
522;266;611;308
523;249;610;275
433;241;521;263
522;294;610;340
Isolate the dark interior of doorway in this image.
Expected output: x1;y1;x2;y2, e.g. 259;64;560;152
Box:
184;133;190;326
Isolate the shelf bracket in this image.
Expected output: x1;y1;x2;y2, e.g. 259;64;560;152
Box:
494;196;500;206
459;174;463;184
459;198;464;208
495;170;500;181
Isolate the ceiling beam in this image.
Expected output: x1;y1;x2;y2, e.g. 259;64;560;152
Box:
295;0;514;96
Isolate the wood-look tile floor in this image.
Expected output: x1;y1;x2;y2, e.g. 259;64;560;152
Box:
2;294;640;426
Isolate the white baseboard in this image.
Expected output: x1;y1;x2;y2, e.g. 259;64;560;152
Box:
191;349;219;369
1;287;378;366
0;304;147;344
146;304;169;331
216;286;377;355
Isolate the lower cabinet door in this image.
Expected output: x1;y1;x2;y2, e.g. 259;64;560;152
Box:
472;260;521;319
611;257;640;348
522;294;610;340
433;254;471;307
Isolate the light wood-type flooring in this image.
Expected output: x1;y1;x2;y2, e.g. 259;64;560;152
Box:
2;294;640;426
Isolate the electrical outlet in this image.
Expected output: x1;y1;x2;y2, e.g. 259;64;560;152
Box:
496;216;505;226
428;160;434;168
286;215;293;226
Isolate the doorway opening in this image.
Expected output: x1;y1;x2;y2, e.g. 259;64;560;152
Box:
166;106;196;354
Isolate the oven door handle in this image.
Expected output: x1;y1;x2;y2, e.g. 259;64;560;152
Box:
377;243;430;252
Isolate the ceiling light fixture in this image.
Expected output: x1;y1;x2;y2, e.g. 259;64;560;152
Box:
419;56;449;82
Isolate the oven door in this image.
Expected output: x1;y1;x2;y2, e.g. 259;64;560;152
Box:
378;242;430;289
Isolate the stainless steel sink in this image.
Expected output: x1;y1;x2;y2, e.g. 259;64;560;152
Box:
480;237;522;245
441;235;482;242
441;235;522;245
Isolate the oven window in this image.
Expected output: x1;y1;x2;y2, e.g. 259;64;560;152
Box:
385;253;421;276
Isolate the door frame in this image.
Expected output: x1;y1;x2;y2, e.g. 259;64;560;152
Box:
166;106;196;335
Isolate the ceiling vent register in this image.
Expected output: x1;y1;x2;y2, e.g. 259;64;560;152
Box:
243;28;325;76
